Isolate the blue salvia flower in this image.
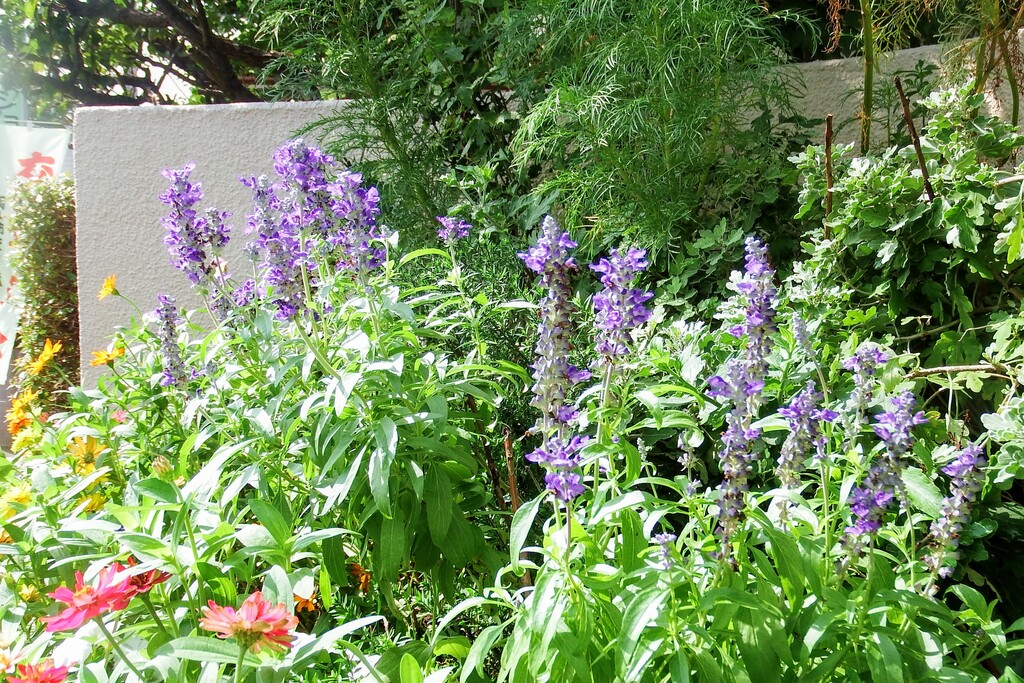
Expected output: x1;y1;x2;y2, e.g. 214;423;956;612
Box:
520;216;590;502
590;248;654;370
242;175;311;321
327;170;384;275
652;532;677;570
843;343;888;411
791;312;814;358
776;383;838;489
708;237;777;557
925;443;986;580
272;138;335;236
160;164;231;290
155;294;188;387
842;391;928;561
437;216;471;245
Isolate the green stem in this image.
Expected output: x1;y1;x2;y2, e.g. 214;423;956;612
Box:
860;0;875;154
95;617;147;681
234;644;247;683
139;593;169;637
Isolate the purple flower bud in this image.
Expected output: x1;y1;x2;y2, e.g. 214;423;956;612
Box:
590;248;653;371
160;163;231;291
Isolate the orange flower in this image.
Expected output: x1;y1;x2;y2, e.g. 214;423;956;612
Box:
350;563;372;594
199;591;298;654
98;274;118;300
90;346;124;367
28;339;61;376
6;410;29;437
294;589;317;613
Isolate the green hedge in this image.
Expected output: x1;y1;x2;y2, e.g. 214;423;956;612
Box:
6;176;78;407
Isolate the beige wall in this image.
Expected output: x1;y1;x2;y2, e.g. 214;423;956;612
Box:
72;41;1024;386
74;101;344;385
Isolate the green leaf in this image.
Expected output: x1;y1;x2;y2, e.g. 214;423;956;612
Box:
670;651;690;683
378;508;405;583
461;624;503;682
163;637;259;666
425;466;453;544
370;417;398;517
400;653;423;683
134;478;180;504
400;248;451;267
322;535;351;587
510;495;543;573
901;468;943;518
247;498;292;548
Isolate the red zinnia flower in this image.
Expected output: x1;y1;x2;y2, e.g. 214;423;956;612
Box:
199;591;298;654
9;659;68;683
41;565;135;632
124;557;171;594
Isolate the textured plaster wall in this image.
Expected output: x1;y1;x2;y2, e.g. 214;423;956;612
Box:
74;101;343;385
73;41;1024;386
787;41;1021;145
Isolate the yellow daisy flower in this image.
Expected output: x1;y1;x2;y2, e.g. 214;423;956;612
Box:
78;492;106;512
98;274;118;300
90;346;125;367
68;436;107;471
28;338;62;376
18;584;39;602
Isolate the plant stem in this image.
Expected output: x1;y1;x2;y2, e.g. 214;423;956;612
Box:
95;617;147;681
859;0;875;153
234;644;247;683
139;593;169;637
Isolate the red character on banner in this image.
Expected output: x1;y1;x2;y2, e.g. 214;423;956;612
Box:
16;151;56;178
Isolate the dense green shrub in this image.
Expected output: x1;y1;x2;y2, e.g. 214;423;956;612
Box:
6;176;78;407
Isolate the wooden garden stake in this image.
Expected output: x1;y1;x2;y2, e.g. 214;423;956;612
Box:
894;75;935;203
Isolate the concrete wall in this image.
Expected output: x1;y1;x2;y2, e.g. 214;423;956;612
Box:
72;41;1024;386
74;101;344;385
788;41;1021;146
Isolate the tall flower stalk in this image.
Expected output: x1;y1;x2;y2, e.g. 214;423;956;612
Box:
520;216;590;503
841;391;928;563
155;295;188;388
776;383;838;523
160;164;230;292
709;237;777;561
924;442;986;584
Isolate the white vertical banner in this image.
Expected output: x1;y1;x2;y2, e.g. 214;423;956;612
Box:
0;124;71;382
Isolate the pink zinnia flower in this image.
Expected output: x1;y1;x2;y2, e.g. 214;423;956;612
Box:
199;591;298;654
9;660;68;683
110;409;129;424
41;564;135;632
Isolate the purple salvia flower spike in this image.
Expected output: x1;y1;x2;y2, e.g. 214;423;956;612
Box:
590;247;654;370
520;216;588;502
160;163;231;291
924;442;986;581
713;237;778;559
437;216;471;245
155;294;188;388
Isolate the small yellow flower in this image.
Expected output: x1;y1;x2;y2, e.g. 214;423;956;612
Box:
68;436;107;472
0;483;31;521
90;346;125;367
10;430;38;452
10;389;37;413
18;583;39;602
78;492;106;512
27;339;62;376
98;274;118;300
